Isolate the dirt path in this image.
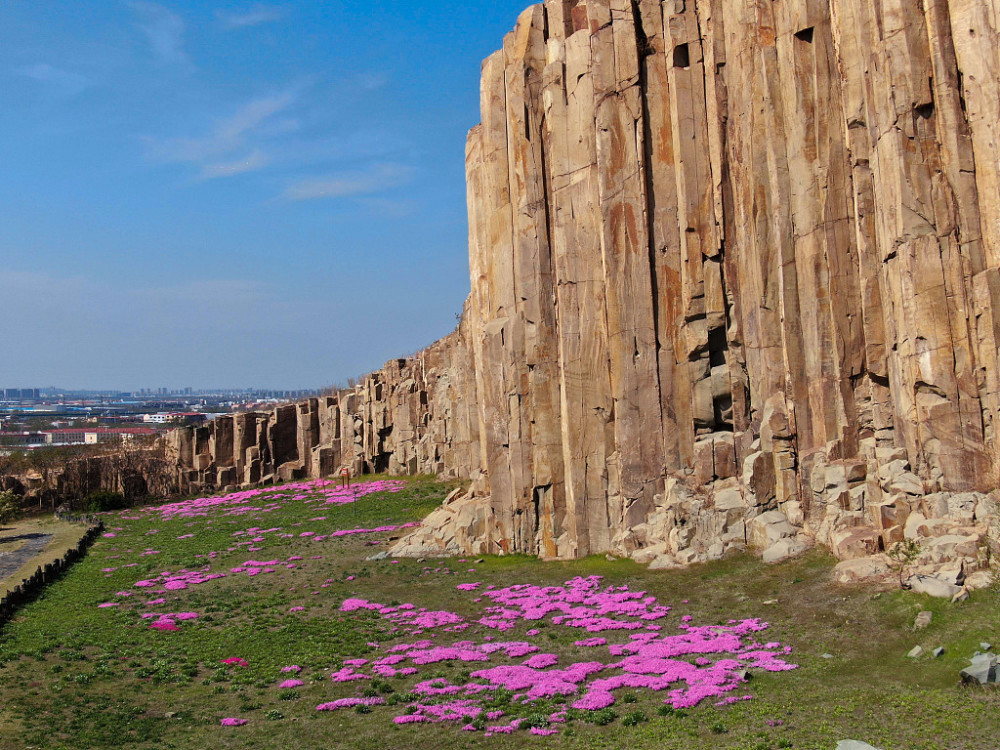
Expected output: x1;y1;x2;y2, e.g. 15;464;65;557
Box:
0;519;85;594
0;533;53;584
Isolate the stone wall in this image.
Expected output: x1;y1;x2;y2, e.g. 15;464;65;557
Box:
165;0;1000;582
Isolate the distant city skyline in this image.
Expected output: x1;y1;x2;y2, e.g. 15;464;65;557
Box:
0;1;531;390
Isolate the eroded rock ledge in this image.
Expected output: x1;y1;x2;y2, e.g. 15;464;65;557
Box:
163;0;1000;586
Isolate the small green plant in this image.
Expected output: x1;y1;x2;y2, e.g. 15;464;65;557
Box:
777;740;793;748
710;720;727;734
621;710;648;727
520;713;550;729
622;691;638;704
278;689;300;701
264;709;283;721
657;704;674;717
889;539;922;587
590;708;617;726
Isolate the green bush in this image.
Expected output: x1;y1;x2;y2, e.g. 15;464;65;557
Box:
0;490;22;525
622;710;648;727
84;491;127;513
590;708;617;726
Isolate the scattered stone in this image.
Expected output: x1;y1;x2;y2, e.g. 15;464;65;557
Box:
907;646;924;658
907;575;962;599
959;653;999;685
164;712;178;719
762;599;778;605
475;559;484;564
832;556;891;584
762;536;809;563
965;571;995;590
933;647;945;658
980;643;992;652
951;587;970;603
821;653;834;660
913;611;932;630
836;741;883;750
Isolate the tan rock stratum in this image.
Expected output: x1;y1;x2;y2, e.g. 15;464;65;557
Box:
163;0;1000;583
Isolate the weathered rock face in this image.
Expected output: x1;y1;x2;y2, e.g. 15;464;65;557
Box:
164;313;482;495
161;0;1000;580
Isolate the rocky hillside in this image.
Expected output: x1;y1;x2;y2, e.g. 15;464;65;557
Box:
161;0;1000;584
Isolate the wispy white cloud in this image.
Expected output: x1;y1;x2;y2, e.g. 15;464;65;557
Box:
215;91;297;142
217;3;287;29
199;149;269;179
355;72;390;91
145;89;298;169
128;1;187;65
358;197;418;218
282;163;414;201
16;63;94;95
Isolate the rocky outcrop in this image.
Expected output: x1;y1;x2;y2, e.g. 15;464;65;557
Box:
163;0;1000;582
163;314;482;494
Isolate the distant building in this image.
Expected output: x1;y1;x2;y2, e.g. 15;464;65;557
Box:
0;431;47;447
42;427;160;445
143;412;206;425
2;388;40;401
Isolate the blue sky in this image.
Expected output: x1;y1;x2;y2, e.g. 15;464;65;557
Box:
0;1;531;390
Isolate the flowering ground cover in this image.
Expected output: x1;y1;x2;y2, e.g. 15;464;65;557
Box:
0;476;997;750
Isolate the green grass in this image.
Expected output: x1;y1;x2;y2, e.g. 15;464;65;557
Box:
0;475;997;750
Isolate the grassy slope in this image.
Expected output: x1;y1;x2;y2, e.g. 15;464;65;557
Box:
0;476;996;750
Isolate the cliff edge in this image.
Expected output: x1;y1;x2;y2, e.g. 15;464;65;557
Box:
163;0;1000;586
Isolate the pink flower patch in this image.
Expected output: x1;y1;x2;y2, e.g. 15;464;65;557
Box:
316;697;384;711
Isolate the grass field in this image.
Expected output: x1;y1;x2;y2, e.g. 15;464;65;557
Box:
0;476;996;750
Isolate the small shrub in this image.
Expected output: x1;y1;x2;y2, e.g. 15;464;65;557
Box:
354;704;372;714
777;740;793;749
590;708;617;726
277;690;300;701
84;490;127;513
710;721;728;734
888;539;922;587
622;710;648;727
520;713;550;729
264;709;283;721
622;692;638;704
657;704;674;717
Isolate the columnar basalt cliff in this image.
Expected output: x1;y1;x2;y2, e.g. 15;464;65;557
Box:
160;0;1000;585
